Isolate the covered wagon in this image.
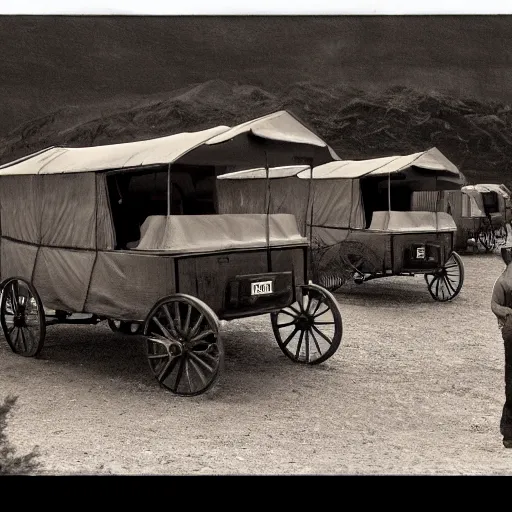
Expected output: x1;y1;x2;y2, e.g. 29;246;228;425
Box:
0;110;345;396
217;147;467;301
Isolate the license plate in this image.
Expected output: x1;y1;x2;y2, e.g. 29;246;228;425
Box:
251;281;273;295
416;246;426;259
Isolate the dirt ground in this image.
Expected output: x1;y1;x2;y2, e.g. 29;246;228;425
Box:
2;250;512;475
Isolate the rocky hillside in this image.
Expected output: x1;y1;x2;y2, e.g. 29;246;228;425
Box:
0;79;511;189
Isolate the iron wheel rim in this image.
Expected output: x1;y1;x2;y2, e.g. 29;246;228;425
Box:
143;295;223;396
271;284;343;365
0;278;46;357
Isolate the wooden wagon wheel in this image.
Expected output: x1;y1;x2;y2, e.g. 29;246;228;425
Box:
143;294;223;396
107;319;143;335
270;283;343;365
0;277;46;357
315;241;381;292
424;251;464;302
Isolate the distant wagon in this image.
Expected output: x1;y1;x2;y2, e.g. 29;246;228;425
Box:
217;147;467;302
0;110;345;396
443;183;511;253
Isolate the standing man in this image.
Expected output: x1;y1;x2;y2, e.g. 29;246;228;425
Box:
491;246;512;448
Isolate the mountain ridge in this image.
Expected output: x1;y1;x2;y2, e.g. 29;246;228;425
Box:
0;79;511;189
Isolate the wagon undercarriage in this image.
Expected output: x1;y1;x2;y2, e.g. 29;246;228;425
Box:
0;241;344;396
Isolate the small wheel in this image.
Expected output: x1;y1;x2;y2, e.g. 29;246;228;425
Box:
270;283;343;364
108;319;142;335
0;277;46;357
424;251;464;302
143;294;223;396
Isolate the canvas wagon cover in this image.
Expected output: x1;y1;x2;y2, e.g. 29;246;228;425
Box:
133;214;307;252
0;110;339;176
216;166;365;234
302;147;461;180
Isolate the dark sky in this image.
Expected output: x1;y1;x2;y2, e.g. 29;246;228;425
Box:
1;15;512;132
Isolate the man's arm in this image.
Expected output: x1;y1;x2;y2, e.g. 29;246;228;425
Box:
491;277;512;321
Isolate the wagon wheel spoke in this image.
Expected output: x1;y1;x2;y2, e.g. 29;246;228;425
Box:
190;329;215;343
287;305;302;317
170;357;187;393
311;325;333;346
309;328;322;355
189;313;204;339
147;351;170;361
282;327;300;348
13;328;20;349
187;357;209;389
438;279;447;301
0;278;46;357
157;357;179;385
19;327;28;353
173;301;182;333
443;275;456;294
148;332;171;344
311;299;322;316
185;360;194;393
301;290;313;314
276;320;296;328
279;308;300;320
183;304;192;336
294;330;305;360
153;316;175;340
188;350;216;374
313;307;330;318
9;284;19;315
162;304;179;337
144;296;222;396
24;326;36;349
271;284;343;365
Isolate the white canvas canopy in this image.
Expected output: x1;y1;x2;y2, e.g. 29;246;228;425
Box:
0;110;339;175
462;183;510;199
217;147;463;235
460;183;511;218
301;147;461;179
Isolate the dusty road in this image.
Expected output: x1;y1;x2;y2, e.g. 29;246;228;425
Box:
1;252;512;475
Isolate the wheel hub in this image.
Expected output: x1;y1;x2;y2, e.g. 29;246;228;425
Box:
167;340;184;357
13;314;25;327
296;314;312;330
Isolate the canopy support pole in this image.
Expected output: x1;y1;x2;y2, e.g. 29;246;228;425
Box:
386;171;391;228
435;174;438;234
387;171;391;212
167;163;172;216
265;151;272;272
309;160;315;284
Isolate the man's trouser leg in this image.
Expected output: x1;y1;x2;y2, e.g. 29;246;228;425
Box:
501;319;512;440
